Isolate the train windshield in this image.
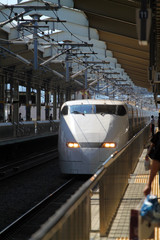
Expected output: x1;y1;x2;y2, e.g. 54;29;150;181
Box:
70;105;95;114
68;104;126;116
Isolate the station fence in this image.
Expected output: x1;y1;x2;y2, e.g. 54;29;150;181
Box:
0;120;59;139
30;124;150;240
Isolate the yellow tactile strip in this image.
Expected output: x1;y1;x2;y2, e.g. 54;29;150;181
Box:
154;227;160;240
133;174;149;184
152;174;160;198
115;238;129;240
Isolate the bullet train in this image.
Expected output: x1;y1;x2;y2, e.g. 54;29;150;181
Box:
58;99;152;175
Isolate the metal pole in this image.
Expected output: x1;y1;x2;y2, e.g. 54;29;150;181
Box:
65;46;69;82
85;55;88;89
33;14;39;70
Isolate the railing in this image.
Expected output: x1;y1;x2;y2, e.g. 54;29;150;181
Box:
0;120;60;140
36;120;59;134
15;121;35;137
30;124;150;240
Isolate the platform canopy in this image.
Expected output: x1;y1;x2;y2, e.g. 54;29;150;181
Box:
73;0;160;104
0;0;159;105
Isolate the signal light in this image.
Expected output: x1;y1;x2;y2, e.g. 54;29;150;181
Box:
66;142;80;148
101;142;116;148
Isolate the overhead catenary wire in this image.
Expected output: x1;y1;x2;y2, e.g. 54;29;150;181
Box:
0;0;151;106
0;2;112;73
0;5;100;82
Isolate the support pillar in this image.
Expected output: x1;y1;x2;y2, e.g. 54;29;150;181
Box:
53;90;57;120
26;82;31;121
50;92;53;116
60;91;64;108
0;76;5;122
66;89;71;101
106;79;109;96
45;89;50;120
10;79;19;137
113;85;115;99
58;91;64;119
97;81;99;93
84;55;88;89
10;79;19;124
13;80;19;123
36;87;41;121
57;87;60;105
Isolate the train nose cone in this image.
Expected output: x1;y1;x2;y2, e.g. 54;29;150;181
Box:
72;115;113;143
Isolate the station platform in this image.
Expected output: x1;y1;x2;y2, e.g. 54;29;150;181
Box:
90;142;160;240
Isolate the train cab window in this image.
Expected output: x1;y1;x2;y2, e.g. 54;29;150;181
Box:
70;105;95;114
96;105;126;116
69;104;126;116
61;106;68;115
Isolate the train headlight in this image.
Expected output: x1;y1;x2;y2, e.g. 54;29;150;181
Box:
66;142;80;148
101;142;116;148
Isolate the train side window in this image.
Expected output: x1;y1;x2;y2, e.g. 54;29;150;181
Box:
96;105;115;114
117;106;126;116
96;105;126;116
61;106;68;115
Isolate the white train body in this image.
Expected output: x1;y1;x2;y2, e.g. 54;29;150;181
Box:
58;99;150;174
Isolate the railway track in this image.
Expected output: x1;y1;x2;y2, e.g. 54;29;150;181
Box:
0;176;88;240
0;148;58;180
